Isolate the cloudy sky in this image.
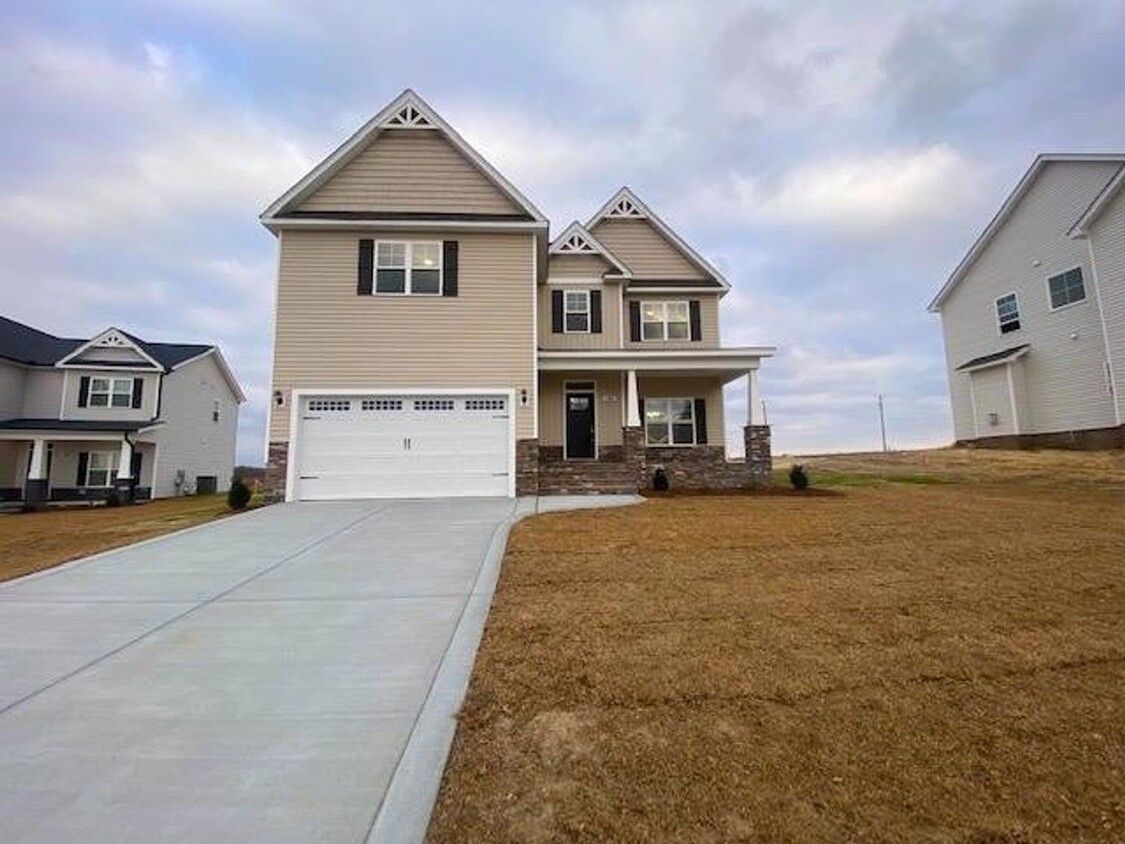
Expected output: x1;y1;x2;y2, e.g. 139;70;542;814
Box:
2;1;1124;463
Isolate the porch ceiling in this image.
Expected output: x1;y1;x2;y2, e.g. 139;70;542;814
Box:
538;347;773;379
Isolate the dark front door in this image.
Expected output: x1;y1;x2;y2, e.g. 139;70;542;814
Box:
565;392;596;459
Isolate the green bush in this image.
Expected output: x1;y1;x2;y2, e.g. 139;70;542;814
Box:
789;464;810;491
227;477;252;510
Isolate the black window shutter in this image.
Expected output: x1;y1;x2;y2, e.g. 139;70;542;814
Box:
76;452;89;486
131;378;143;409
590;290;603;334
551;290;564;333
689;300;702;341
629;300;641;342
78;376;90;408
694;398;708;444
442;240;459;296
357;239;374;295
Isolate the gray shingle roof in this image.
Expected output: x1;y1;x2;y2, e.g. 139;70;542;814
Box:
0;316;212;370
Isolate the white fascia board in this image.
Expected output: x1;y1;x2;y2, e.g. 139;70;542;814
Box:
1069;164;1125;238
171;348;247;404
55;327;164;370
261;217;547;234
0;430;125;442
260;89;547;223
585;187;731;291
538;347;775;373
929;154;1125;312
627;286;727;296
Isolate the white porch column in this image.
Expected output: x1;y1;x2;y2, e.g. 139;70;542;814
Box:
747;369;766;426
27;438;47;480
626;369;641;427
116;438;133;480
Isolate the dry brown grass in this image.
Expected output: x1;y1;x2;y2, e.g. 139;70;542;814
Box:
0;495;236;582
429;451;1125;843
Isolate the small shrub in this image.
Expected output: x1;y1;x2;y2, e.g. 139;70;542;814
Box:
653;467;669;491
227;477;252;510
789;464;810;490
104;493;121;508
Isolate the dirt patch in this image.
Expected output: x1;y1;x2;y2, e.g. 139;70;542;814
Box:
0;495;243;582
427;454;1125;843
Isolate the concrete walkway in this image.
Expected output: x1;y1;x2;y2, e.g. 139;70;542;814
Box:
0;496;638;843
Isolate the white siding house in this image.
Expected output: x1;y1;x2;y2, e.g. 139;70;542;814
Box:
930;155;1125;448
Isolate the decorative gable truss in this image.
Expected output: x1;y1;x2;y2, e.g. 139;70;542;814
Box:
549;221;632;277
586;187;730;290
261;89;547;226
56;328;163;370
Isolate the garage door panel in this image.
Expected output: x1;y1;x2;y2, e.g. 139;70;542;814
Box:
294;393;511;501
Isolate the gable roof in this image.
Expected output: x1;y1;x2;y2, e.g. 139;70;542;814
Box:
548;221;632;277
928;154;1125;312
956;343;1030;372
261;89;547;227
56;327;164;370
585;187;730;291
1069;163;1125;238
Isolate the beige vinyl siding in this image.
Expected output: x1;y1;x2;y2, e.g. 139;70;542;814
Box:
143;354;238;497
298;130;521;215
940;161;1120;439
1087;183;1125;422
0;441;23;487
271;229;535;440
62;370;160;421
638;375;725;445
590;218;707;279
538;372;625;449
968;366;1018;436
625;293;721;349
0;360;25;419
547;253;612;278
538;283;622;350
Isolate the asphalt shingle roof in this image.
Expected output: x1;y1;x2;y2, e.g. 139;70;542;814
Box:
0;316;212;370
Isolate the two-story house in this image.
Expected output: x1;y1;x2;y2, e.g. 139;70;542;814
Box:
0;316;245;505
261;90;774;501
929;154;1125;449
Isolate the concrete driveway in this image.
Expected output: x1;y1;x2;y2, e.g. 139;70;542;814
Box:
0;498;521;843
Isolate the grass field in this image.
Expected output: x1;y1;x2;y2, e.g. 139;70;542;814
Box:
0;494;242;582
428;449;1125;843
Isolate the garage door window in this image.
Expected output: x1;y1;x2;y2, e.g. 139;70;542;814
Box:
466;398;505;411
362;398;403;411
415;398;455;411
308;399;351;411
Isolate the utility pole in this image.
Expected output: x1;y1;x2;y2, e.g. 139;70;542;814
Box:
877;394;888;453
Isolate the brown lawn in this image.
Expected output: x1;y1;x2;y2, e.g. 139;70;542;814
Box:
0;494;240;582
428;449;1125;843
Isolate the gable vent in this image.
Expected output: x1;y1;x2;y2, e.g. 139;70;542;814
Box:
96;331;130;348
607;196;644;218
384;103;434;128
556;232;598;254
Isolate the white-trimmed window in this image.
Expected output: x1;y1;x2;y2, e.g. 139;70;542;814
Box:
996;293;1021;334
645;398;696;446
642;301;690;340
84;451;116;487
375;241;442;295
1047;267;1086;310
564;290;591;332
89;377;133;408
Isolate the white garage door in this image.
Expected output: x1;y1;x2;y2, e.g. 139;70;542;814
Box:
294;393;511;500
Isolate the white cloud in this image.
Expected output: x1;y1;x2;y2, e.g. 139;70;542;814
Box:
684;144;980;234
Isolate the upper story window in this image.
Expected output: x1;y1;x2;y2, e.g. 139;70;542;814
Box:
89;377;134;408
995;293;1021;334
564;291;590;333
1047;267;1086;310
642;301;689;340
376;241;441;295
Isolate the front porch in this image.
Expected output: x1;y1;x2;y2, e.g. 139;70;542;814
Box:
0;422;158;507
530;350;773;494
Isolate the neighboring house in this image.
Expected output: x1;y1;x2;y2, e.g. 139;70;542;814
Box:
0;316;245;505
930;154;1125;449
261;89;774;501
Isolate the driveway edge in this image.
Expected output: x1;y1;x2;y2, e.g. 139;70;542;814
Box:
365;494;641;844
